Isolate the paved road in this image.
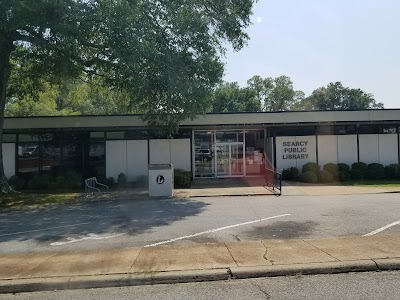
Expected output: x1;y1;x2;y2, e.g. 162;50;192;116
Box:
2;271;400;299
1;193;400;252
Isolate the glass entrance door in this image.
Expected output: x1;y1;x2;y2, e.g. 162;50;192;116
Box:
215;143;244;177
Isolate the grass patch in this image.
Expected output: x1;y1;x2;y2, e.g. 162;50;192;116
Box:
0;193;80;209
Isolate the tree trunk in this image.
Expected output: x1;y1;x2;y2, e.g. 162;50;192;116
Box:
0;39;14;193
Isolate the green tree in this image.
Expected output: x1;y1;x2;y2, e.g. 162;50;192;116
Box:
211;82;261;113
296;82;384;110
247;75;303;111
0;0;256;193
5;78;137;117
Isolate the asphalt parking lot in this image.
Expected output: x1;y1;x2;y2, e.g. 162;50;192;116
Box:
1;193;400;253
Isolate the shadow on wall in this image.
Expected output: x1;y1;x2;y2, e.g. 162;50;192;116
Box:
0;197;208;245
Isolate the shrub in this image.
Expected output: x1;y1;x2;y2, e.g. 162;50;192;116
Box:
323;163;338;176
337;163;350;173
352;162;368;172
174;169;192;188
385;164;400;179
64;171;82;189
8;176;26;190
118;173;127;185
338;171;351;182
366;163;385;179
26;174;52;190
302;162;320;174
49;172;82;190
299;171;318;183
350;170;364;180
351;162;368;180
282;167;299;180
55;176;67;189
317;170;334;183
104;177;115;187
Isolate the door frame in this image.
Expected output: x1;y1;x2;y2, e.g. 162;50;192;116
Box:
214;142;245;178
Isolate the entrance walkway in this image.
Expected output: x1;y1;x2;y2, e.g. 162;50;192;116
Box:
88;179;400;201
175;177;274;197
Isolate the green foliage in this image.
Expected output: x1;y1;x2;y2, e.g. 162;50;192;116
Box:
337;163;350;173
350;170;364;180
302;162;320;174
352;162;368;172
6;79;136;117
7;176;26;190
385;164;400;179
282;167;300;180
295;82;384;111
104;177;115;187
19;171;82;191
211;82;261;113
317;170;334;183
118;173;128;185
366;163;385;179
300;171;318;183
350;162;368;180
338;171;351;182
323;163;339;176
247;75;304;111
26;174;52;190
64;172;83;189
174;169;192;188
1;0;257;191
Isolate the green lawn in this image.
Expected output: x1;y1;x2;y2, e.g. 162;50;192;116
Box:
0;193;80;209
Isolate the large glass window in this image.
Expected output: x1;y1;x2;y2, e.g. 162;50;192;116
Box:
62;133;86;175
17;134;40;175
39;133;61;175
245;130;265;175
194;129;265;177
194;131;215;177
216;130;243;143
86;142;106;179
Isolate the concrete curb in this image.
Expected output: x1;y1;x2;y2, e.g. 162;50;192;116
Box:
2;259;400;294
230;260;378;279
374;258;400;271
0;269;230;294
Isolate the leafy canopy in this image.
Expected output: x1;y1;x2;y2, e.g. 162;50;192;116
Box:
0;0;257;192
295;82;384;110
2;0;256;127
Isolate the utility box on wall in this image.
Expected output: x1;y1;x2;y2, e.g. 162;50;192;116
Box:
148;164;174;197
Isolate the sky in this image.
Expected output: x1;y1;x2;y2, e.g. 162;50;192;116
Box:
223;0;400;108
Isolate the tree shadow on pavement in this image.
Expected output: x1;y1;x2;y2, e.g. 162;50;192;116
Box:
0;196;208;245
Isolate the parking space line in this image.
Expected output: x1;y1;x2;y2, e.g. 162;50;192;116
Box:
0;222;92;238
50;233;125;246
144;214;291;247
363;220;400;236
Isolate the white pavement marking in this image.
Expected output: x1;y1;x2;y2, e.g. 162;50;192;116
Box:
50;233;125;246
0;222;91;238
144;213;291;247
363;220;400;237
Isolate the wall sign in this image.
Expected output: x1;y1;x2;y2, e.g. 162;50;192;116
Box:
156;175;165;184
282;141;310;160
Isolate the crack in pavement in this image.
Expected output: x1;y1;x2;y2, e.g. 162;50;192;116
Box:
261;240;273;265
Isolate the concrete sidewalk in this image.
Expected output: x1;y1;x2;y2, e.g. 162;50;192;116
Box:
1;234;400;293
